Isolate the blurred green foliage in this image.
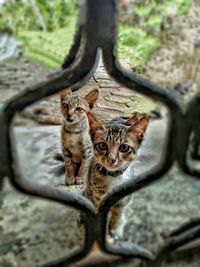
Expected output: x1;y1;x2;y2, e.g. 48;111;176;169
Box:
118;0;192;67
118;26;159;67
0;0;77;33
18;20;76;68
0;0;192;69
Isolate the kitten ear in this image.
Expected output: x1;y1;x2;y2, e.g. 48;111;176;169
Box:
87;112;105;136
60;88;72;100
85;89;99;109
127;114;150;143
126;112;146;125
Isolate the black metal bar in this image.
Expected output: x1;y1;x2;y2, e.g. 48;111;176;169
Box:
169;217;200;237
178;93;200;178
0;0;200;266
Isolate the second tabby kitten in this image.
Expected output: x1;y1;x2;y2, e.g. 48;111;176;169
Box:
84;112;150;236
60;88;99;186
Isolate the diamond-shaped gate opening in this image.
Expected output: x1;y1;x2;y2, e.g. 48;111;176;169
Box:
1;7;172;267
8;51;170;267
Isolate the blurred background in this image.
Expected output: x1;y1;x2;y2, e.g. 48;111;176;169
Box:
1;1;200;267
0;0;192;68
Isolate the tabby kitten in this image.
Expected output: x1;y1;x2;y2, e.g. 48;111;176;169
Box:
84;112;150;235
60;88;99;186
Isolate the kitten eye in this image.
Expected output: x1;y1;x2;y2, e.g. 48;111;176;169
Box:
119;144;130;153
96;142;108;151
63;103;68;108
76;107;84;112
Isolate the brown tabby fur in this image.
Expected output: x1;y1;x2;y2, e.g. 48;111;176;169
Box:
60;88;99;186
84;112;150;235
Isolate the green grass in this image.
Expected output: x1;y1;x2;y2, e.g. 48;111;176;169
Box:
118;26;160;66
17;17;76;68
15;0;192;69
159;0;192;16
134;3;156;16
117;0;192;68
147;15;162;29
18;19;160;69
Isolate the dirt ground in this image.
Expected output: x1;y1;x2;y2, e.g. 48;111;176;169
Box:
0;1;200;267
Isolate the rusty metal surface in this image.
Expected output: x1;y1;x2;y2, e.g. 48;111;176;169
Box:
0;0;200;266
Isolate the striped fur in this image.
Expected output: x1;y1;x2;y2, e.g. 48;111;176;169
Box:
60;88;99;185
85;112;150;236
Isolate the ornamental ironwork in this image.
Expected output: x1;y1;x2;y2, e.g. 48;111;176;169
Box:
0;0;200;266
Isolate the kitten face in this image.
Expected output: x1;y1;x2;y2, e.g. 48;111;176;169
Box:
88;113;150;172
60;89;99;124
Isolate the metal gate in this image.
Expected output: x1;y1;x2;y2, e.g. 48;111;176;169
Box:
0;0;200;266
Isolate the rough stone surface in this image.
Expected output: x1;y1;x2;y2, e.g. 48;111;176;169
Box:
0;34;22;62
146;1;200;101
1;109;200;267
0;59;53;102
0;58;157;125
0;57;157;266
1;2;200;266
0;182;84;267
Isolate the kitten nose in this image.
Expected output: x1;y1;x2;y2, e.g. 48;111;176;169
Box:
67;114;72;119
67;110;73;118
67;108;73;117
67;113;73;122
107;156;116;165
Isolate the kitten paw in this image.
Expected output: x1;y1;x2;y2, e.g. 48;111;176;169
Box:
65;176;76;186
109;227;124;242
75;176;86;185
107;235;114;244
108;232;121;243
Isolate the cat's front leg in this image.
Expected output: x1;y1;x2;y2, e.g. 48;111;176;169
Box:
76;146;93;185
65;161;77;185
62;148;77;185
84;185;102;209
109;201;124;239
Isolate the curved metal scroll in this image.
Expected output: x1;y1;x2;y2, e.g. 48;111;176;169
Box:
0;0;200;266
